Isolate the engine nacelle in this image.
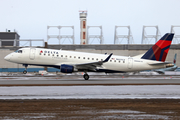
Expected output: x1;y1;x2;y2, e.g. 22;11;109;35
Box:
60;64;74;73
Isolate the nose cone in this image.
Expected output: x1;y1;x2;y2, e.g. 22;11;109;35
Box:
4;54;11;61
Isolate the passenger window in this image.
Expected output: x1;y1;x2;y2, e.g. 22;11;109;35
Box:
96;58;98;61
83;57;85;59
74;56;76;58
78;57;80;59
92;58;94;60
61;55;63;57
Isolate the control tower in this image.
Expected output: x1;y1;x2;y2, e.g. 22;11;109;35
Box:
79;11;87;45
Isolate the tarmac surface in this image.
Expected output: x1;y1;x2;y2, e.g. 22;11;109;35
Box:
0;74;180;86
0;73;180;119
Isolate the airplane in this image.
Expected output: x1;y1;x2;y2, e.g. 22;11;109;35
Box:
153;53;178;74
4;33;174;80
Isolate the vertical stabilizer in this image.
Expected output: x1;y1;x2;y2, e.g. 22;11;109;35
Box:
173;53;177;65
141;33;174;62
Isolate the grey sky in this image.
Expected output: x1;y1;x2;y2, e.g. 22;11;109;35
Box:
0;0;180;45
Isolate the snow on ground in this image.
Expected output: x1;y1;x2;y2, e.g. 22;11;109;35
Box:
1;71;180;76
0;85;180;99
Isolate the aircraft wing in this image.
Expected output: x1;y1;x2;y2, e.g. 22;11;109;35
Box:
74;53;113;71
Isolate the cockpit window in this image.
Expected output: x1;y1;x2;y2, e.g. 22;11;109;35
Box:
15;50;22;53
18;50;22;53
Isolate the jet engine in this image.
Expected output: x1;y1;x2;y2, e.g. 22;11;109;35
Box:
60;64;74;73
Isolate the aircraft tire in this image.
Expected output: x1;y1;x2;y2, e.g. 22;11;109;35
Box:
83;74;89;80
23;70;27;74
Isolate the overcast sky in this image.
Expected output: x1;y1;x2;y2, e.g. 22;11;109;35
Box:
0;0;180;45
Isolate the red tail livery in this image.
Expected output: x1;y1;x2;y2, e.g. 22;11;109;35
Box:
141;33;174;62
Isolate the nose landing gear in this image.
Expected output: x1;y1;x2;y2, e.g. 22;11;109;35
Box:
23;64;28;74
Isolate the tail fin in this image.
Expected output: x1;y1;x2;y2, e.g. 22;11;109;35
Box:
173;53;177;65
141;33;174;62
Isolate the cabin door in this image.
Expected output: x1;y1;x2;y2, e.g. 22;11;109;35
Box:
29;48;36;60
128;57;133;69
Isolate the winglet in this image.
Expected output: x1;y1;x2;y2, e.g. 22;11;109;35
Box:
103;53;113;62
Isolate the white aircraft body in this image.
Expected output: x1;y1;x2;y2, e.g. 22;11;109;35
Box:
4;33;174;80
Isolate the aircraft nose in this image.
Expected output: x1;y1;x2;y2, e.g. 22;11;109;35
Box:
4;54;11;61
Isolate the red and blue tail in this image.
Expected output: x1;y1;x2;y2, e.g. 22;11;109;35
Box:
141;33;174;62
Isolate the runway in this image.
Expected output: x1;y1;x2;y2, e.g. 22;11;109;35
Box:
0;74;180;86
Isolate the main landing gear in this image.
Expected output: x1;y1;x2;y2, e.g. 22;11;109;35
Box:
23;64;28;74
83;73;89;80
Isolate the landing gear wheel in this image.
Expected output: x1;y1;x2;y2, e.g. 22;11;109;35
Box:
83;74;89;80
23;70;27;74
23;64;28;74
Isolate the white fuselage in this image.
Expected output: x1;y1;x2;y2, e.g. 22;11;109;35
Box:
4;48;166;73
